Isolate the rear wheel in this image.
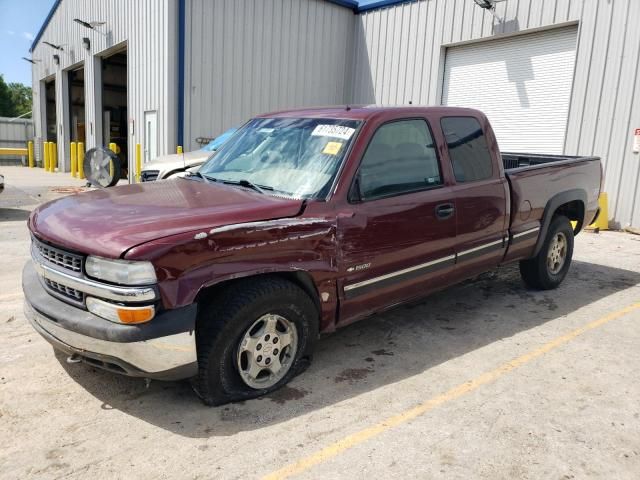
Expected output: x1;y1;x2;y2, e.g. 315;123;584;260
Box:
519;215;574;290
194;277;318;406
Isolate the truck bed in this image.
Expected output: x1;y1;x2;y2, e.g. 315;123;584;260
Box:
502;152;600;171
501;152;601;263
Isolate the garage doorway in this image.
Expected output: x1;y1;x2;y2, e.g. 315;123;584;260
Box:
100;48;128;179
68;65;86;143
44;78;57;142
442;26;578;154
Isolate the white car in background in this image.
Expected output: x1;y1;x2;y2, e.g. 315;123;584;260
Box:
140;128;237;182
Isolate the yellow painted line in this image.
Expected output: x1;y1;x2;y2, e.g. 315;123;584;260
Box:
263;302;640;480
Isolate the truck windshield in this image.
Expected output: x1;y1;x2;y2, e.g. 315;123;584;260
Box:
198;117;361;199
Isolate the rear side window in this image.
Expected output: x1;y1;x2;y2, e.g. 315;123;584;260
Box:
357;119;442;200
441;117;493;183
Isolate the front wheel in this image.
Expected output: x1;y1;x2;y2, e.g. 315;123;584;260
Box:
519;215;574;290
194;277;318;406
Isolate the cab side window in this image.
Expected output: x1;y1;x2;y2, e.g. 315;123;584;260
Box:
357;119;442;200
441;117;493;183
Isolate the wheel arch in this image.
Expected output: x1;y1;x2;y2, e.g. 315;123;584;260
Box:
533;189;586;256
194;270;322;318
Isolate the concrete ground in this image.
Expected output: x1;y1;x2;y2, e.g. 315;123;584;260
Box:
1;165;639;479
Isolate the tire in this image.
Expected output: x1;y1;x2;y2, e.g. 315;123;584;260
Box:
194;276;318;406
519;215;574;290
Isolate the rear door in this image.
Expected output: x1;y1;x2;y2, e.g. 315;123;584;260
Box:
440;116;508;276
338;118;457;323
144;110;158;163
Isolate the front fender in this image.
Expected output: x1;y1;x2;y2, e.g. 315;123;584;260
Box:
125;217;339;310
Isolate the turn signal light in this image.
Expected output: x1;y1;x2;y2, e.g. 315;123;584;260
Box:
117;307;155;324
86;297;155;324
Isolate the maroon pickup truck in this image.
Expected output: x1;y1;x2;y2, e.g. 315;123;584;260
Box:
23;106;602;405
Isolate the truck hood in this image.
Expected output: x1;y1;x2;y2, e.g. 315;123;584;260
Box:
30;179;303;258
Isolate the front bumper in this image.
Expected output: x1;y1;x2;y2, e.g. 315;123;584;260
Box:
23;261;198;380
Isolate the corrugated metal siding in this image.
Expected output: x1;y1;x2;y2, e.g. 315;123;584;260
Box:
31;0;178;177
350;0;640;228
0;117;34;163
0;118;34;147
184;0;354;150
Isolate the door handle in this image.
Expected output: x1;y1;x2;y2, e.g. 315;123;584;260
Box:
435;203;455;219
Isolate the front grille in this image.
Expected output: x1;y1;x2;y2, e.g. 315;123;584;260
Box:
33;237;83;273
44;278;84;303
141;170;159;182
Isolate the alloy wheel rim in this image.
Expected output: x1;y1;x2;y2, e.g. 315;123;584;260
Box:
236;313;298;390
547;232;567;275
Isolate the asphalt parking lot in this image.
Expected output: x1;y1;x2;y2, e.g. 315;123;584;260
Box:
1;166;640;479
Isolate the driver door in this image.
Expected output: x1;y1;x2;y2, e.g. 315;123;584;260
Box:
337;118;457;325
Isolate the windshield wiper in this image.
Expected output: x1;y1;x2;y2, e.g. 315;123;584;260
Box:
186;171;217;184
223;179;273;195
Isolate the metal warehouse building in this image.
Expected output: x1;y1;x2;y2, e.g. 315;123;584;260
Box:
30;0;640;227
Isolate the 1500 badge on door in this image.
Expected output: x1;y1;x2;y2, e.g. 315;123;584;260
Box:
347;263;371;273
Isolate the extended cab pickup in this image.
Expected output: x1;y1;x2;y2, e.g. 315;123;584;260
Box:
23;107;602;405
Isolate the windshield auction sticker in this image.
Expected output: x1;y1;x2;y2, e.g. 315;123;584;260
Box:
311;124;355;140
322;141;343;155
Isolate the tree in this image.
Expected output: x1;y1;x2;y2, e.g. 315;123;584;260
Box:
0;75;12;117
0;74;32;118
8;81;32;117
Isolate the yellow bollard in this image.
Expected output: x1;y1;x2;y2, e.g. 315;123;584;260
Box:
46;142;52;172
28;141;34;168
43;142;49;171
177;145;183;154
108;142;117;179
70;142;77;177
589;193;609;231
51;142;57;172
136;143;142;183
77;142;85;179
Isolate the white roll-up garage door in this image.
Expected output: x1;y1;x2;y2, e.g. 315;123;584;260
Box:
442;26;578;154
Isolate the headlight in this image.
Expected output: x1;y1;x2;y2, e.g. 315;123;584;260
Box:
87;297;155;324
85;256;157;285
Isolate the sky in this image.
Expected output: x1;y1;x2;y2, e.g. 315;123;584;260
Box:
0;0;55;86
0;0;385;87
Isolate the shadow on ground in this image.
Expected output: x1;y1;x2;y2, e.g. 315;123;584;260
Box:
0;208;31;222
56;260;640;438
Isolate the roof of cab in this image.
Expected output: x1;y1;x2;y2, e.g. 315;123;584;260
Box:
258;105;483;121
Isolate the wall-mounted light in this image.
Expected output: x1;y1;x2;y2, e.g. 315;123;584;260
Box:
53;54;60;65
471;0;504;21
473;0;494;8
74;18;107;36
43;41;64;51
82;37;90;50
